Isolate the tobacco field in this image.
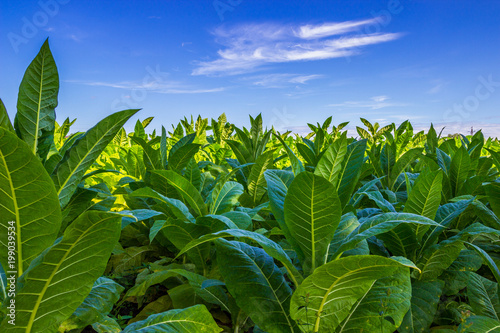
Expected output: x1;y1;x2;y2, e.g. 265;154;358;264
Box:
1;41;500;333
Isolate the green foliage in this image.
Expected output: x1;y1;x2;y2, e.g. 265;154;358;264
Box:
1;40;500;332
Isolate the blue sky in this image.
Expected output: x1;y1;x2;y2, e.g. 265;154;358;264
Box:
1;0;500;137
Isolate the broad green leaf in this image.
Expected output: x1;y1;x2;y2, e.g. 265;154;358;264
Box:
168;143;201;171
332;213;440;259
290;255;411;333
0;211;121;333
221;211;252;230
389;148;423;190
175;228;303;287
151;170;208;216
485;183;500;219
210;181;244;215
336;266;411;332
0;98;14;132
60;277;124;331
467;242;500;286
337;139;367;208
315;135;347;188
275;133;305;175
399;280;444;333
404;170;443;220
91;316;122;333
467;272;500;320
127;268;229;313
458;315;500;333
419;199;473;255
216;240;299;333
440;249;483;296
284;172;341;273
0;129;61;276
416;240;463;281
327;213;365;260
131;136;162;170
52;108;139;207
122;304;222;333
226;139;253;165
377;223;419;259
184;158;201;191
130;187;194;222
359;191;396;212
196;215;239;231
264;169;300;255
161;219;210;273
450;145;471;196
168;133;195;160
247;150;274;205
14;39;58;158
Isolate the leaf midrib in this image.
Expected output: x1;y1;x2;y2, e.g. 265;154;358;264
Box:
26;216;114;333
0;142;23;276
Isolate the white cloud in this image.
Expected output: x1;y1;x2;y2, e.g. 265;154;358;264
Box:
193;20;402;76
427;80;449;94
327;96;407;110
296;19;378;39
65;79;225;94
245;73;323;87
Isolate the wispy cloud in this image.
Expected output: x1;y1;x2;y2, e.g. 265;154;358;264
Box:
244;73;324;88
327;95;407;110
65;80;225;94
193;19;402;76
427;79;449;94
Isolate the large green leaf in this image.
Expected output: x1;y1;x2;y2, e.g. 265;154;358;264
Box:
336;266;411;332
151;170;208;216
290;255;412;333
415;239;463;281
160;219;210;273
284;171;341;274
399;280;444;333
0;98;14;132
467;272;500;320
129;187;194;222
337;139;367;208
275;134;305;175
122;304;222;333
388;148;423;190
247;150;274;205
14;39;58;158
467;242;500;285
0;129;61;276
458;315;500;332
264;169;300;256
126;268;229;313
59;277;124;331
216;240;299;333
0;211;121;333
332;213;440;259
168;140;200;171
314;135;347;188
210;181;244;215
175;228;303;287
51;108;139;207
440;249;483;296
404;170;443;220
485;183;500;219
450;145;471;196
377;223;419;259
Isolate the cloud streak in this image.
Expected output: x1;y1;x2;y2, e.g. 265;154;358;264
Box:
327;95;408;110
65;80;225;94
193;19;402;76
